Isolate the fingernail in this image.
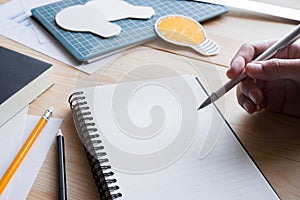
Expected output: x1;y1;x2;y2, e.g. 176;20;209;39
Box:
230;61;239;69
257;105;263;111
247;63;263;74
226;67;236;79
248;91;257;104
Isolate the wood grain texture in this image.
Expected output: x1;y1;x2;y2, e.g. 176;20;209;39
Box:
0;0;299;199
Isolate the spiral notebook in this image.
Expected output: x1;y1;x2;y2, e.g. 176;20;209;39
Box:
31;0;228;62
68;74;279;200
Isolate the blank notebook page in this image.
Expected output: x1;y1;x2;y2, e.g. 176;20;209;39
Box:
82;74;278;200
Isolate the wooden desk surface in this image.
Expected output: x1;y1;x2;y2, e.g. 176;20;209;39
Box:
0;0;300;199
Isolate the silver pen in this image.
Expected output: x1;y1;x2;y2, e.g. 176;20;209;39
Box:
198;24;300;110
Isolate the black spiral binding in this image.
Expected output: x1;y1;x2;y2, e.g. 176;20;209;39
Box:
68;91;122;200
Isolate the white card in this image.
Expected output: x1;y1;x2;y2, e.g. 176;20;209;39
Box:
55;5;121;38
86;0;155;21
55;0;155;38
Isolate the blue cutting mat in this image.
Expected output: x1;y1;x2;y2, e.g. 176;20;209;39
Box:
31;0;228;62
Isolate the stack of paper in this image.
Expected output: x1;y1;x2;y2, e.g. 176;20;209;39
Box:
0;0;117;74
0;106;62;199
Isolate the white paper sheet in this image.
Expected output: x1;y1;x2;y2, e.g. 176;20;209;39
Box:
0;112;62;200
0;106;28;178
79;74;279;199
0;0;118;74
19;0;60;44
202;0;300;21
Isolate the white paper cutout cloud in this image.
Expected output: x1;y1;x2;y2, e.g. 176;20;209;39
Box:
55;0;155;38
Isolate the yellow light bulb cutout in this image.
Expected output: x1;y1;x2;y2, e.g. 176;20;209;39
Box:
155;15;220;56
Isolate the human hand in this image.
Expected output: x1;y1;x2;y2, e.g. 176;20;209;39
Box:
226;40;300;117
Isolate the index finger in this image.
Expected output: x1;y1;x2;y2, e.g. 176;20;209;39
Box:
227;41;276;79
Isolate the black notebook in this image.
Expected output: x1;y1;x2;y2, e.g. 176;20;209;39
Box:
0;46;54;126
69;74;279;200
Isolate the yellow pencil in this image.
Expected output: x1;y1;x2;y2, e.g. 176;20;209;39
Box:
0;107;53;195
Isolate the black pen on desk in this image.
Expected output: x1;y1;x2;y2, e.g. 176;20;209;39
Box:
198;24;300;110
57;129;67;200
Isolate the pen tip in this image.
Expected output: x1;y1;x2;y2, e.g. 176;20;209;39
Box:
197;103;206;110
197;96;213;110
197;104;204;110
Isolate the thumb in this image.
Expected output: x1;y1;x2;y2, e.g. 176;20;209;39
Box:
245;58;300;82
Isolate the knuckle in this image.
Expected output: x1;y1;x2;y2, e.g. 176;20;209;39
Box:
261;59;282;77
242;42;254;50
240;43;256;61
268;59;283;69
